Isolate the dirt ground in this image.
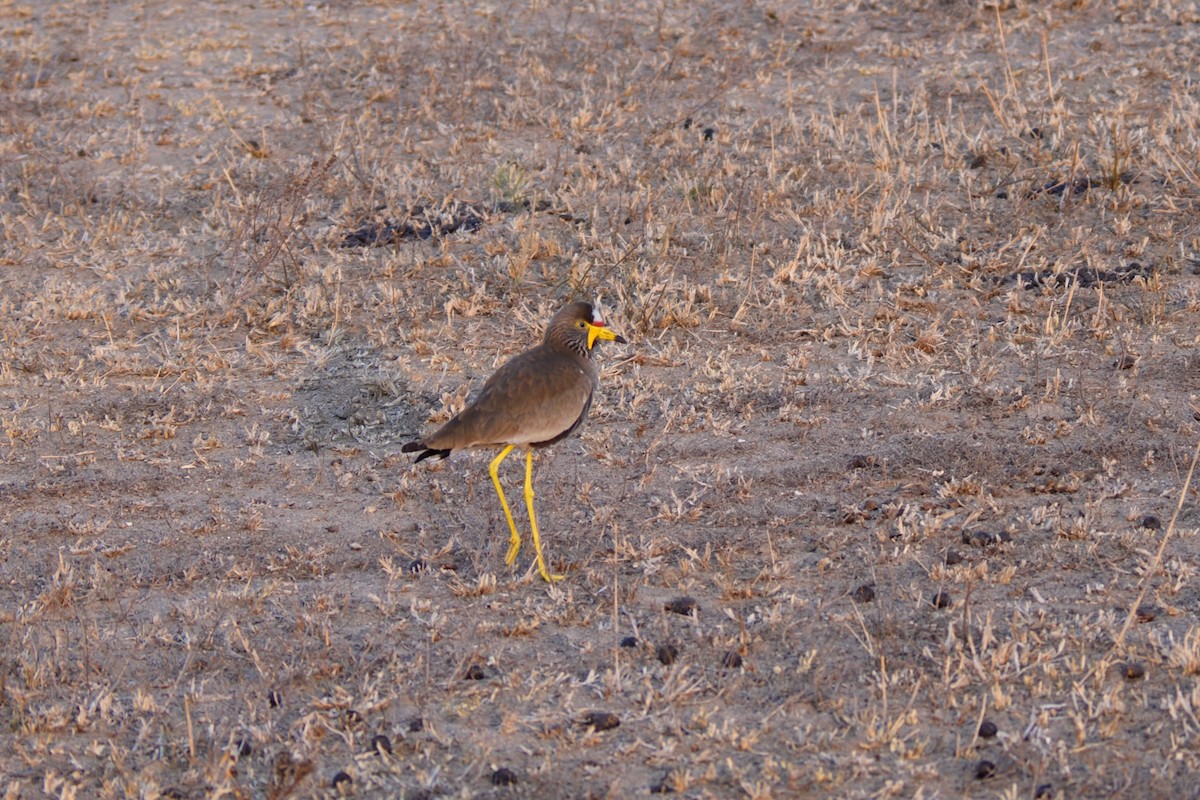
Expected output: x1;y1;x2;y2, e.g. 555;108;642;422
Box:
3;1;1200;797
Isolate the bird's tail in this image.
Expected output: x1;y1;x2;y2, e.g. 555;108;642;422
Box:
402;440;451;462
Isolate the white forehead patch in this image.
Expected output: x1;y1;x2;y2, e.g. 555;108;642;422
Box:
591;306;605;325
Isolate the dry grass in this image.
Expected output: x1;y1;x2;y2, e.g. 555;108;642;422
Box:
3;0;1200;797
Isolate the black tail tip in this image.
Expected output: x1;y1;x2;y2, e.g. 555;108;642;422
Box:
403;441;451;462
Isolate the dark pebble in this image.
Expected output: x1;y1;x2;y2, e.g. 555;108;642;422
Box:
650;776;676;794
491;767;519;786
583;710;621;731
620;636;639;648
995;190;1008;199
1034;784;1053;799
1123;662;1146;680
331;770;352;788
1136;604;1159;623
931;591;952;609
408;558;427;574
969;153;988;169
1115;354;1137;370
682;117;693;129
851;584;875;603
268;689;282;708
1034;177;1093;197
978;720;998;739
371;734;393;755
234;738;252;758
408;717;425;732
721;651;743;668
1140;515;1161;530
847;454;871;469
945;549;964;566
657;643;679;665
974;760;996;779
963;530;1010;547
463;664;488;680
161;790;184;800
665;596;700;617
702;127;715;141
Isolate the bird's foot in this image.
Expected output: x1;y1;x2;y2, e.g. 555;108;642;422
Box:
535;559;564;583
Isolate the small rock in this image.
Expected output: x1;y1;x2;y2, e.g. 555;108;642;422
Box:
491;767;519;786
1140;515;1161;531
851;584;875;603
657;643;679;665
620;636;639;648
649;775;676;794
463;664;488;681
665;597;700;617
370;734;393;755
408;717;425;733
974;760;996;779
944;549;964;566
331;770;352;789
408;558;427;574
978;720;997;739
931;591;952;609
962;530;1010;547
847;454;871;469
268;690;282;708
840;507;866;525
582;710;621;731
721;651;743;668
1123;662;1146;680
702;127;715;141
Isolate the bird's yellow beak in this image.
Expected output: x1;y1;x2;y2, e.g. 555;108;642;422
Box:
587;323;626;350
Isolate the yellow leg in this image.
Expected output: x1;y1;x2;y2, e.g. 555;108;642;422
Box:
524;449;563;582
489;445;522;565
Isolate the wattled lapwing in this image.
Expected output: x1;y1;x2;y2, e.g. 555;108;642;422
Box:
403;302;626;581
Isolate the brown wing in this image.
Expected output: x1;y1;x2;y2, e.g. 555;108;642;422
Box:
420;347;597;451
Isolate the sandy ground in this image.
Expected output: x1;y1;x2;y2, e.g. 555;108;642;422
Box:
3;1;1200;797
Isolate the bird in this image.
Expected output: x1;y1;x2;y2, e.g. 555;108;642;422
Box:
402;301;626;582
